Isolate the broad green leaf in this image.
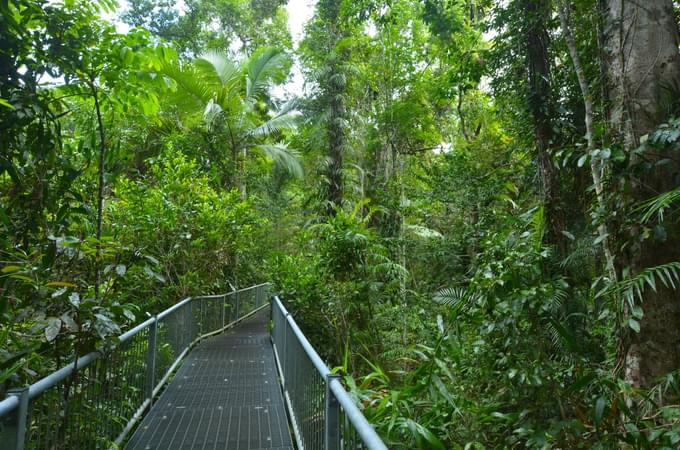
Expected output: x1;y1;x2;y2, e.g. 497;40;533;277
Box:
628;318;641;333
45;318;62;342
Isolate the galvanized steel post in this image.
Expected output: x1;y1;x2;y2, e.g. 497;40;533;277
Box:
235;289;240;320
221;295;226;329
5;387;29;450
198;297;203;336
325;374;342;450
282;312;289;387
146;316;158;403
188;301;194;342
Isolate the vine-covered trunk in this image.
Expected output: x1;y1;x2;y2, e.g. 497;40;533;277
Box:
605;0;680;388
556;0;617;283
321;0;345;215
523;0;568;256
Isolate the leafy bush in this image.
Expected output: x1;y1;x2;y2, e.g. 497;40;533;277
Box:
109;150;268;308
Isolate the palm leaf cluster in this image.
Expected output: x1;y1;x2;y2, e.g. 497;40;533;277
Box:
159;47;302;181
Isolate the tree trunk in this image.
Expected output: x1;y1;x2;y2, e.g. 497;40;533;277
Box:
320;0;345;216
91;81;106;303
605;0;680;388
522;0;568;256
556;0;617;283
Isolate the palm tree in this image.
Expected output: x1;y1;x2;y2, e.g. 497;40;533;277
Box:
161;46;302;197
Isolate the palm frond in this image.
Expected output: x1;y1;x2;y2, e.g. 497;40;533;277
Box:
197;50;240;85
159;61;215;106
546;316;579;354
255;143;303;178
249;105;300;138
203;99;223;127
638;186;680;223
246;47;290;100
434;287;480;317
600;261;680;308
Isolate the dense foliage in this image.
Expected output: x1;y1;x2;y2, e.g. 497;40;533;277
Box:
2;0;680;448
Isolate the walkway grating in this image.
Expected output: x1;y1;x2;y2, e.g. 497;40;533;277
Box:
125;309;293;450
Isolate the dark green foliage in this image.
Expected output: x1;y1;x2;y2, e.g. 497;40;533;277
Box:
3;0;680;447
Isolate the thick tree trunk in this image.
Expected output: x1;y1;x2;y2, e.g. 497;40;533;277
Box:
523;0;568;256
605;0;680;388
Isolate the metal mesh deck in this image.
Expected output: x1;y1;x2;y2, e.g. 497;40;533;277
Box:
125;310;293;450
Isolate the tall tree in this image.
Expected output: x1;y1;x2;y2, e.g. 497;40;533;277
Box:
605;0;680;388
303;0;349;215
121;0;292;55
521;0;568;255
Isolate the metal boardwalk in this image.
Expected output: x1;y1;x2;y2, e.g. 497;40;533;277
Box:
125;310;293;450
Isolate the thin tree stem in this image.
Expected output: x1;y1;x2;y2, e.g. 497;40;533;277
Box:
557;0;617;283
91;80;106;302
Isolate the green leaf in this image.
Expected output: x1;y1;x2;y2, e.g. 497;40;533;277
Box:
568;373;596;393
46;281;77;288
144;266;166;283
577;154;588;167
123;309;136;321
45;318;62;342
69;292;80;308
593;233;609;245
631;306;644;319
561;230;575;240
0;98;14;109
60;313;78;332
628;318;641;333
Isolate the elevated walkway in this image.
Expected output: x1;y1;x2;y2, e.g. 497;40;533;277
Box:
126;310;292;450
0;284;387;450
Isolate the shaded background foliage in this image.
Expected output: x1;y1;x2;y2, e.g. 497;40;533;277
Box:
2;0;680;448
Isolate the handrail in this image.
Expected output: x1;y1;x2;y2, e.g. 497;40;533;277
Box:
329;379;388;450
0;396;19;416
275;296;331;377
0;282;271;450
271;295;388;450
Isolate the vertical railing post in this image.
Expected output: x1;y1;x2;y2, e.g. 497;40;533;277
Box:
235;289;240;321
325;374;342;450
146;316;158;403
4;387;29;450
188;301;194;345
221;294;226;329
199;297;204;336
268;291;273;325
282;312;289;386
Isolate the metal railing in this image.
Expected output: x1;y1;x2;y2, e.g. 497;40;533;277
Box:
0;283;270;450
271;296;388;450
